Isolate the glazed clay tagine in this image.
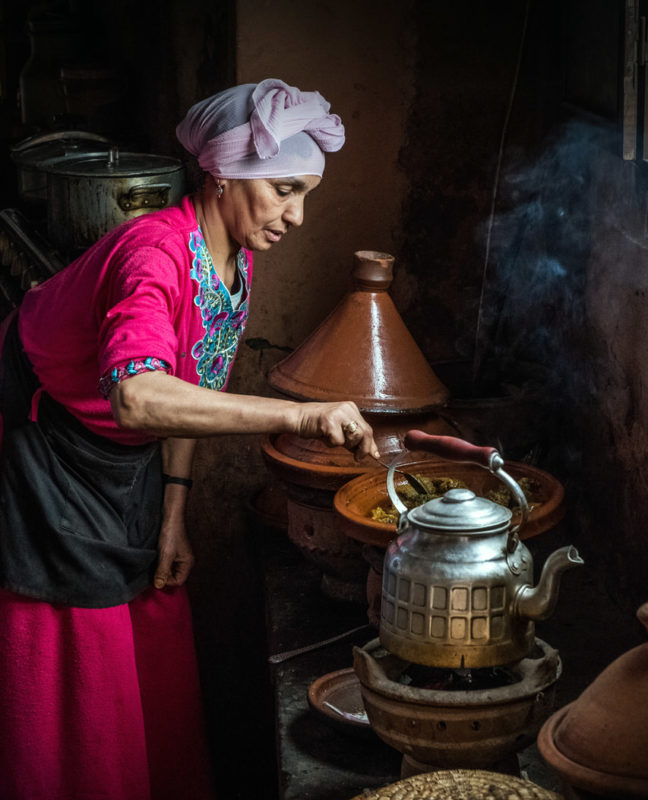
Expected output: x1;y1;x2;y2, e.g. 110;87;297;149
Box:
267;250;449;411
261;251;455;602
538;602;648;799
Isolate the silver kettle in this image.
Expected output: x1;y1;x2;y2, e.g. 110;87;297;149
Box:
381;432;583;668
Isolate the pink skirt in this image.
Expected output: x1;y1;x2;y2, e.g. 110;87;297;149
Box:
0;585;216;800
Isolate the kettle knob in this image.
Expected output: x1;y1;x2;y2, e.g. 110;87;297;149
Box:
401;431;528;550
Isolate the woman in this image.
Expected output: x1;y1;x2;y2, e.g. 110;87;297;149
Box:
0;78;379;800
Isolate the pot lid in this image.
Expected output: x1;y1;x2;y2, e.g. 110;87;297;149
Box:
408;487;511;534
537;603;648;796
43;148;182;177
267;251;449;413
11;131;111;167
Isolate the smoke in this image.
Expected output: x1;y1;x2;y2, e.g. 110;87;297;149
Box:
474;118;614;394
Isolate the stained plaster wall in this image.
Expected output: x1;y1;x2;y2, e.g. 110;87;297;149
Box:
575;152;648;602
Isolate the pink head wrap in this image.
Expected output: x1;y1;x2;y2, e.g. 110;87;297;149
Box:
176;78;345;179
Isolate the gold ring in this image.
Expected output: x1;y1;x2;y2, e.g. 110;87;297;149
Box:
343;420;359;436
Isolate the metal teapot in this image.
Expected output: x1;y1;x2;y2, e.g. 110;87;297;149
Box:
381;431;583;668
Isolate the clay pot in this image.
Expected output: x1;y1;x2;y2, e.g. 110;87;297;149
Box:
261;250;454;602
261;425;455;604
537;603;648;799
333;459;566;549
267;251;449;411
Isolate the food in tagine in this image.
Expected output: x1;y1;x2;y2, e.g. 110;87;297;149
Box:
369;475;542;524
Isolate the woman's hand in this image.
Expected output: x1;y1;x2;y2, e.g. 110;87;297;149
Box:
154;514;195;589
294;400;380;461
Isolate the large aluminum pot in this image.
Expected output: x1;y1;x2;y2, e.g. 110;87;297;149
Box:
45;146;185;255
10;130;112;205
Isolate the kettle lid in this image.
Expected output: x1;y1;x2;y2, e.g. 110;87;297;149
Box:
409;487;511;533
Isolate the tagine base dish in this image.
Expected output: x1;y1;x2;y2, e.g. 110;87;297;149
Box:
307;667;372;736
334;459;566;548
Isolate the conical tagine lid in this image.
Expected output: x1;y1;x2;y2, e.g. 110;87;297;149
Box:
268;251;449;413
537;602;648;798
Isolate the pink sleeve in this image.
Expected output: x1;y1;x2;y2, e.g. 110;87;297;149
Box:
97;245;183;377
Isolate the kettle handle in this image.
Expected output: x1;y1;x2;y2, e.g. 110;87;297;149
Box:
404;431;498;468
401;431;529;551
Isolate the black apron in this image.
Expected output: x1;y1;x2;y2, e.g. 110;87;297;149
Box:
0;313;163;608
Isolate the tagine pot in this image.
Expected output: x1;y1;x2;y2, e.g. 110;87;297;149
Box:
537;602;648;799
261;251;454;602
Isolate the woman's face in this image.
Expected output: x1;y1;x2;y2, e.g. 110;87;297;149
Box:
218;175;321;251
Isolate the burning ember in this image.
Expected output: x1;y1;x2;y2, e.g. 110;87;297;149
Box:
399;662;519;692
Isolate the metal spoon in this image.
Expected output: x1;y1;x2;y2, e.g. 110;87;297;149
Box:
377;460;428;496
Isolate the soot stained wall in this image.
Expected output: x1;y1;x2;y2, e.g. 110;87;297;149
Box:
400;0;648;607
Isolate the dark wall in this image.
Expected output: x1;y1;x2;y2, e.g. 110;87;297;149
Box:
0;0;234;204
396;1;569;367
394;0;648;610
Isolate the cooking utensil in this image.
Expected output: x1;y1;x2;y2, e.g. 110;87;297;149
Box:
380;431;583;668
376;459;428;495
44;146;185;255
268;623;370;664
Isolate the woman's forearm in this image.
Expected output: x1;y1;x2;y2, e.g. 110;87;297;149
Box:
111;371;301;438
161;437;197;476
160;437;197;519
109;370;380;459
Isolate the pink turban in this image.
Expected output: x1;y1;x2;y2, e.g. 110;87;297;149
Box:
176;78;345;179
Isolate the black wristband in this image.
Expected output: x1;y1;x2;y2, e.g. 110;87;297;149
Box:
162;473;194;489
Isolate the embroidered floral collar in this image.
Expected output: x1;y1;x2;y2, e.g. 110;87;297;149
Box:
188;228;250;390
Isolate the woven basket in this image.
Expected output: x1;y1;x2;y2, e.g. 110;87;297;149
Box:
349;769;563;800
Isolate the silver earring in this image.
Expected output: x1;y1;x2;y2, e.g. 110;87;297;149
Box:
215;181;224;199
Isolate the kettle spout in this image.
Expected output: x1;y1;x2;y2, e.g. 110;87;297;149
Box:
514;545;584;622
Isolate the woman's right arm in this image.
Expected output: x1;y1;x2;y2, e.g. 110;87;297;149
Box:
110;370;379;460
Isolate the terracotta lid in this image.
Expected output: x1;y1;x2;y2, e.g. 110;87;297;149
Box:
537;603;648;798
268;251;449;413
